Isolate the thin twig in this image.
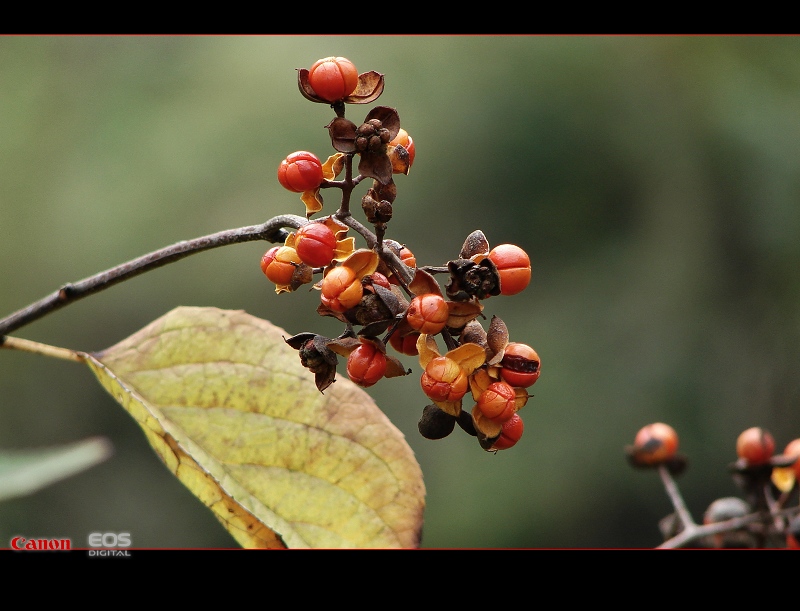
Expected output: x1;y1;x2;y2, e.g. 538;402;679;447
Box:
659;464;696;528
0;336;85;362
0;214;306;341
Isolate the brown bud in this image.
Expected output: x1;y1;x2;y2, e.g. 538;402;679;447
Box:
361;190;393;224
371;180;397;204
368;134;384;152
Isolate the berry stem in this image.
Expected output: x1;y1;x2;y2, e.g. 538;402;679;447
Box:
0;335;85;362
420;265;449;275
334;155;356;218
442;328;460;352
659;464;697;530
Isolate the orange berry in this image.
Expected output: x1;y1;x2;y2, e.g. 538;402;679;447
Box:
320;266;363;312
420;356;468;403
491;413;524;450
389;330;420;356
308;56;359;103
294;223;336;267
389;245;417;285
277;151;324;192
488;244;531;296
406;294;448;334
389;128;415;168
736;427;775;465
260;246;301;286
499;342;540;388
346;344;387;388
476;381;517;423
782;438;800;479
632;422;679;465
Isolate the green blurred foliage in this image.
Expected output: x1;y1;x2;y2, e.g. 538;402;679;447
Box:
2;35;800;548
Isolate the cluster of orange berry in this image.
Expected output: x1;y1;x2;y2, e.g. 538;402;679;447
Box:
626;422;800;547
260;57;541;452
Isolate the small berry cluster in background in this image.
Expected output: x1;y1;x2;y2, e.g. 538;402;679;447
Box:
261;57;540;452
626;423;800;548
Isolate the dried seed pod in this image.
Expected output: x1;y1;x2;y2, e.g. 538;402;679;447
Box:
284;332;339;392
459;229;491;260
418;404;457;440
446;258;500;301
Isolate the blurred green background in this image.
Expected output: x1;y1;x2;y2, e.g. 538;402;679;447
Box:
2;35;800;549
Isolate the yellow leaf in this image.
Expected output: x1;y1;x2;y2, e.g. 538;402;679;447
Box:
84;306;425;549
321;153;345;180
301;190;324;217
445;342;486;376
415;333;441;368
771;466;796;493
342;248;380;278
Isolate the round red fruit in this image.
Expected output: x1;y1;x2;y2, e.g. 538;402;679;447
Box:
320;265;363;313
278;151;324;193
346;344;387;388
389;245;417;285
389;128;415;167
491;413;524;450
260;246;301;285
308;56;359;103
782;438;800;479
406;294;448;334
476;381;517;423
632;422;679;465
294;223;337;267
389;330;420;356
488;244;531;296
500;342;541;388
420;356;468;403
736;426;775;465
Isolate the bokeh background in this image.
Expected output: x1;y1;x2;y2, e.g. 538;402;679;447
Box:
2;35;799;549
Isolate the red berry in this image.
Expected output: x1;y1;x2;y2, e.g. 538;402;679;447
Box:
491;413;524;450
488;244;531;296
278;151;324;193
294;223;337;267
782;438;800;479
736;427;775;465
389;245;417;285
308;56;359;103
388;330;420;356
346;344;387;388
406;294;448;334
398;246;416;268
499;342;540;388
365;272;391;290
476;381;517;423
389;128;415;167
260;246;301;285
632;422;679;465
320;265;363;313
420;356;468;403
